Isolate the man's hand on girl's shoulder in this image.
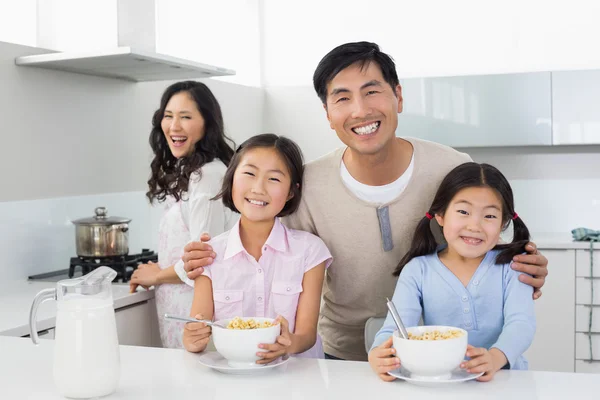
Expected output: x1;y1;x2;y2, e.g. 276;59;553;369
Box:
182;233;216;279
510;241;548;300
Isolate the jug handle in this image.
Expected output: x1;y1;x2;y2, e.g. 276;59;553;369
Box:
29;288;56;345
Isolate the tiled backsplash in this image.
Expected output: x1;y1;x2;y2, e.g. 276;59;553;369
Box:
0;192;163;282
2;178;599;282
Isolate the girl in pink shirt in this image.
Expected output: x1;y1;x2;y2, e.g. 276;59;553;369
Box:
182;134;332;362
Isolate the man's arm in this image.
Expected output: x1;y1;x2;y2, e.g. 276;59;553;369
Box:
511;242;548;300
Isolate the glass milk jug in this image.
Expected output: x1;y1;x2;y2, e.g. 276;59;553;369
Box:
29;267;120;399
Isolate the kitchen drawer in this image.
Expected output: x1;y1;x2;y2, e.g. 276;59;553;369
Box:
576;305;600;332
576;360;600;374
576;248;600;278
576;277;600;305
575;332;600;360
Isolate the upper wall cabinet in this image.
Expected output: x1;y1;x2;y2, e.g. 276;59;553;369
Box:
552;70;600;145
396;72;552;147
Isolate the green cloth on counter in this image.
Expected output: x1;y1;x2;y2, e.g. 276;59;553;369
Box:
571;227;600;242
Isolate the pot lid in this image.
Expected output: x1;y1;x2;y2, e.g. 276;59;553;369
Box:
72;207;131;226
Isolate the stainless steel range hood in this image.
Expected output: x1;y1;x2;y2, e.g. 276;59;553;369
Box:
15;47;235;82
14;0;235;82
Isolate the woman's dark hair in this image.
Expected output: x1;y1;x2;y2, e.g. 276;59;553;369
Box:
213;134;304;217
394;163;530;276
313;41;400;104
146;81;235;203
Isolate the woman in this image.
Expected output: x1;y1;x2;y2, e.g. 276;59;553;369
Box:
129;81;238;348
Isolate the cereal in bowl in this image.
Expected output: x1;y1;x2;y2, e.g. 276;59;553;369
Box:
226;317;274;330
408;329;464;341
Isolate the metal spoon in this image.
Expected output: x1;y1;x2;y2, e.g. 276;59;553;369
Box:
386;297;409;339
163;314;226;329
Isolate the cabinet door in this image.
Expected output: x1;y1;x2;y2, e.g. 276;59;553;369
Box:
397;72;552;147
114;301;152;347
147;298;163;348
524;249;575;372
552;70;600;145
576;360;600;374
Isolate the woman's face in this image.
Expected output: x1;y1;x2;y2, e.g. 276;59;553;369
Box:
161;92;206;159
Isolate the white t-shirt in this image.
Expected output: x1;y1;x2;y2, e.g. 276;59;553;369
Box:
179;159;238;240
340;153;414;205
174;160;239;285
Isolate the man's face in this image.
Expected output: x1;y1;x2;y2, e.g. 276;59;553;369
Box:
324;62;402;156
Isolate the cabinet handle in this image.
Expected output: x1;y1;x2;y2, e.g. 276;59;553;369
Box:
21;329;50;338
115;300;148;312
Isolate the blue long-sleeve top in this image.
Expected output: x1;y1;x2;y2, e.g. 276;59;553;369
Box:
372;249;536;369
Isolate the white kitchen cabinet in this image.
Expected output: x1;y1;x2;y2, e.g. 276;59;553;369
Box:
147;298;163;348
574;246;600;369
576;248;600;278
576;305;600;332
397;72;552;147
552;70;600;145
524;249;575;372
576;332;600;360
576;360;600;373
576;278;600;305
115;300;157;347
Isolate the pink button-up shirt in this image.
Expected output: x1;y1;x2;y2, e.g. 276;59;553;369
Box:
201;217;332;358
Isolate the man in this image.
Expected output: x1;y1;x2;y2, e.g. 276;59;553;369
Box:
180;42;548;361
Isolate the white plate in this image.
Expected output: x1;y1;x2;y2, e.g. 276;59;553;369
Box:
388;366;484;387
197;352;290;375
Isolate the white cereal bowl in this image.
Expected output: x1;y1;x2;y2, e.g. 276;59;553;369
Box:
211;317;280;368
393;325;468;380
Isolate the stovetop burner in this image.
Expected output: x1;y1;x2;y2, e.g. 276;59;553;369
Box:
69;249;158;282
29;249;158;283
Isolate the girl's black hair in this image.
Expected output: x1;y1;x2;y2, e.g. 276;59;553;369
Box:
394;162;530;276
212;133;304;217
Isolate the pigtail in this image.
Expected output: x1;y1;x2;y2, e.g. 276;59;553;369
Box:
394;215;439;276
494;214;531;265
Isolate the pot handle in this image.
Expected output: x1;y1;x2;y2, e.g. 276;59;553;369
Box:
29;288;56;345
105;224;129;233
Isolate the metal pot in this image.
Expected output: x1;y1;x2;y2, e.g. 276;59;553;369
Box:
72;207;131;257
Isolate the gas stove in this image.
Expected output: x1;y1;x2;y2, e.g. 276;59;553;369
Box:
28;249;158;283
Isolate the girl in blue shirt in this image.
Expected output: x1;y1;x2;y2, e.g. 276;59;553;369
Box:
369;162;535;382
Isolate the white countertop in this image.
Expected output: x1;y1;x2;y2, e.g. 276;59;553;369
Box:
530;233;597;250
0;280;153;337
0;336;597;399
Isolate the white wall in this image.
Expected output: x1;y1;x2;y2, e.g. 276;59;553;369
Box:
0;0;36;46
261;0;600;235
156;0;262;87
36;0;118;51
1;0;261;87
262;0;600;85
0;40;263;281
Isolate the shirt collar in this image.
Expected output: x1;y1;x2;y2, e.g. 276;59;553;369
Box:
223;218;289;260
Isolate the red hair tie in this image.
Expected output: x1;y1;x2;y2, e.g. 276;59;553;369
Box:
425;212;433;220
512;212;519;220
